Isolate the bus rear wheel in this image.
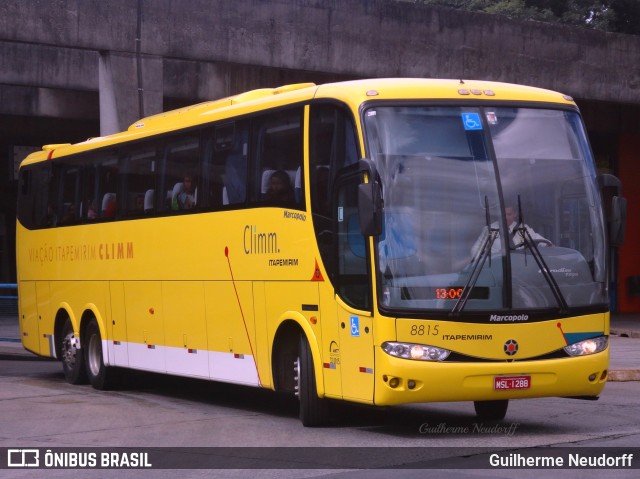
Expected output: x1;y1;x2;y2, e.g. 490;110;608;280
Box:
295;334;329;427
84;318;122;390
474;399;509;421
60;318;88;385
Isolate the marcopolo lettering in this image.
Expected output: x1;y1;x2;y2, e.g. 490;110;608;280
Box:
489;314;529;322
283;210;306;221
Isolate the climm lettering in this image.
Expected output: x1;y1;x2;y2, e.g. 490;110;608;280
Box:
244;225;279;254
99;242;134;260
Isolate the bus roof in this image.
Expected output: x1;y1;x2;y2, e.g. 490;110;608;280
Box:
20;78;575;166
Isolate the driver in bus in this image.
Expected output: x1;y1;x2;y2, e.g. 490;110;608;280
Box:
471;204;551;257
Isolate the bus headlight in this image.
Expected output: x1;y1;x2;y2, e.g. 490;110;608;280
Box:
563;336;608;357
382;341;451;361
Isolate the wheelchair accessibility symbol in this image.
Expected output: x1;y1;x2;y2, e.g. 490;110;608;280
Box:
461;112;483;131
350;316;360;337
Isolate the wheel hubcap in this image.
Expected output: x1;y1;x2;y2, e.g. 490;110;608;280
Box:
293;357;300;397
87;334;101;376
62;333;78;368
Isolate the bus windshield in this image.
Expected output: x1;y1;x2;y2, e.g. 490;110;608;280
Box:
364;105;607;315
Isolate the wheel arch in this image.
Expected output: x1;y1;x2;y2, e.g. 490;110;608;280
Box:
53;303;76;359
80;303;109;364
270;314;325;396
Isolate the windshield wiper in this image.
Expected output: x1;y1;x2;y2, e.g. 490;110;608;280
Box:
512;198;569;313
450;196;498;316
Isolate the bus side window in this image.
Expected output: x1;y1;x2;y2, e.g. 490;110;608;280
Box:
163;135;200;212
57;165;81;226
309;104;359;217
18;166;53;229
335;171;371;310
309;103;361;283
253;108;304;209
120;144;159;217
218;123;249;207
201;126;224;210
80;150;119;222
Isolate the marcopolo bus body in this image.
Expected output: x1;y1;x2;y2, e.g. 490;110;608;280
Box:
16;79;624;425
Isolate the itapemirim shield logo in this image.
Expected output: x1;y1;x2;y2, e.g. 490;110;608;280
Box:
504;339;518;356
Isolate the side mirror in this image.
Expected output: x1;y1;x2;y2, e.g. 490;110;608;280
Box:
597;173;626;247
610;195;627;247
358;159;382;237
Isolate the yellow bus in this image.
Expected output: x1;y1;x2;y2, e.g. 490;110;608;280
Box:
16;78;625;426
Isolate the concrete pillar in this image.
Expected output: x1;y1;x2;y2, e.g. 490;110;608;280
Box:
98;53;119;136
98;52;163;135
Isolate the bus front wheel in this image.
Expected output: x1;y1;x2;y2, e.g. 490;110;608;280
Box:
60;318;88;385
295;335;329;427
84;319;122;390
474;399;509;421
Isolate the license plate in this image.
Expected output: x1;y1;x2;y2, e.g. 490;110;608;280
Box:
494;375;531;390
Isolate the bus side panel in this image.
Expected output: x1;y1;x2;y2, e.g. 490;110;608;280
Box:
318;283;342;399
36;281;52;356
252;281;271;389
19;281;40;355
108;281;129;368
204;281;260;386
163;281;209;379
124;281;166;373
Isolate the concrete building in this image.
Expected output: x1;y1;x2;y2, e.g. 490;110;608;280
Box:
1;0;640;310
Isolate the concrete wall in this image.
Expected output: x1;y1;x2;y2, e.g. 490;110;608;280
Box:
1;0;640;131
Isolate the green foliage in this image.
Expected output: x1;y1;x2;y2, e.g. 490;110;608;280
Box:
411;0;640;34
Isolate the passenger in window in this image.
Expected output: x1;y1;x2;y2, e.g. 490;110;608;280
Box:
172;174;197;210
134;194;145;213
62;204;76;224
102;193;117;219
265;170;294;205
87;200;98;220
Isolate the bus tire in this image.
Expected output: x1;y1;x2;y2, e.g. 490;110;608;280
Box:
474;399;509;421
60;317;88;385
296;334;329;427
84;318;123;390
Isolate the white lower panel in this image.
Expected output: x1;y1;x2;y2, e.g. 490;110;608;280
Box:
107;340;129;368
209;351;261;386
105;340;260;386
127;342;167;373
166;347;209;379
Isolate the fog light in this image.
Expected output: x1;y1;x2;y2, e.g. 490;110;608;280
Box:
588;373;597;381
388;377;400;388
407;380;416;390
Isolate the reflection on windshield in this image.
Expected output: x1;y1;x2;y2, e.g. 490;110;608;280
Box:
364;106;607;315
